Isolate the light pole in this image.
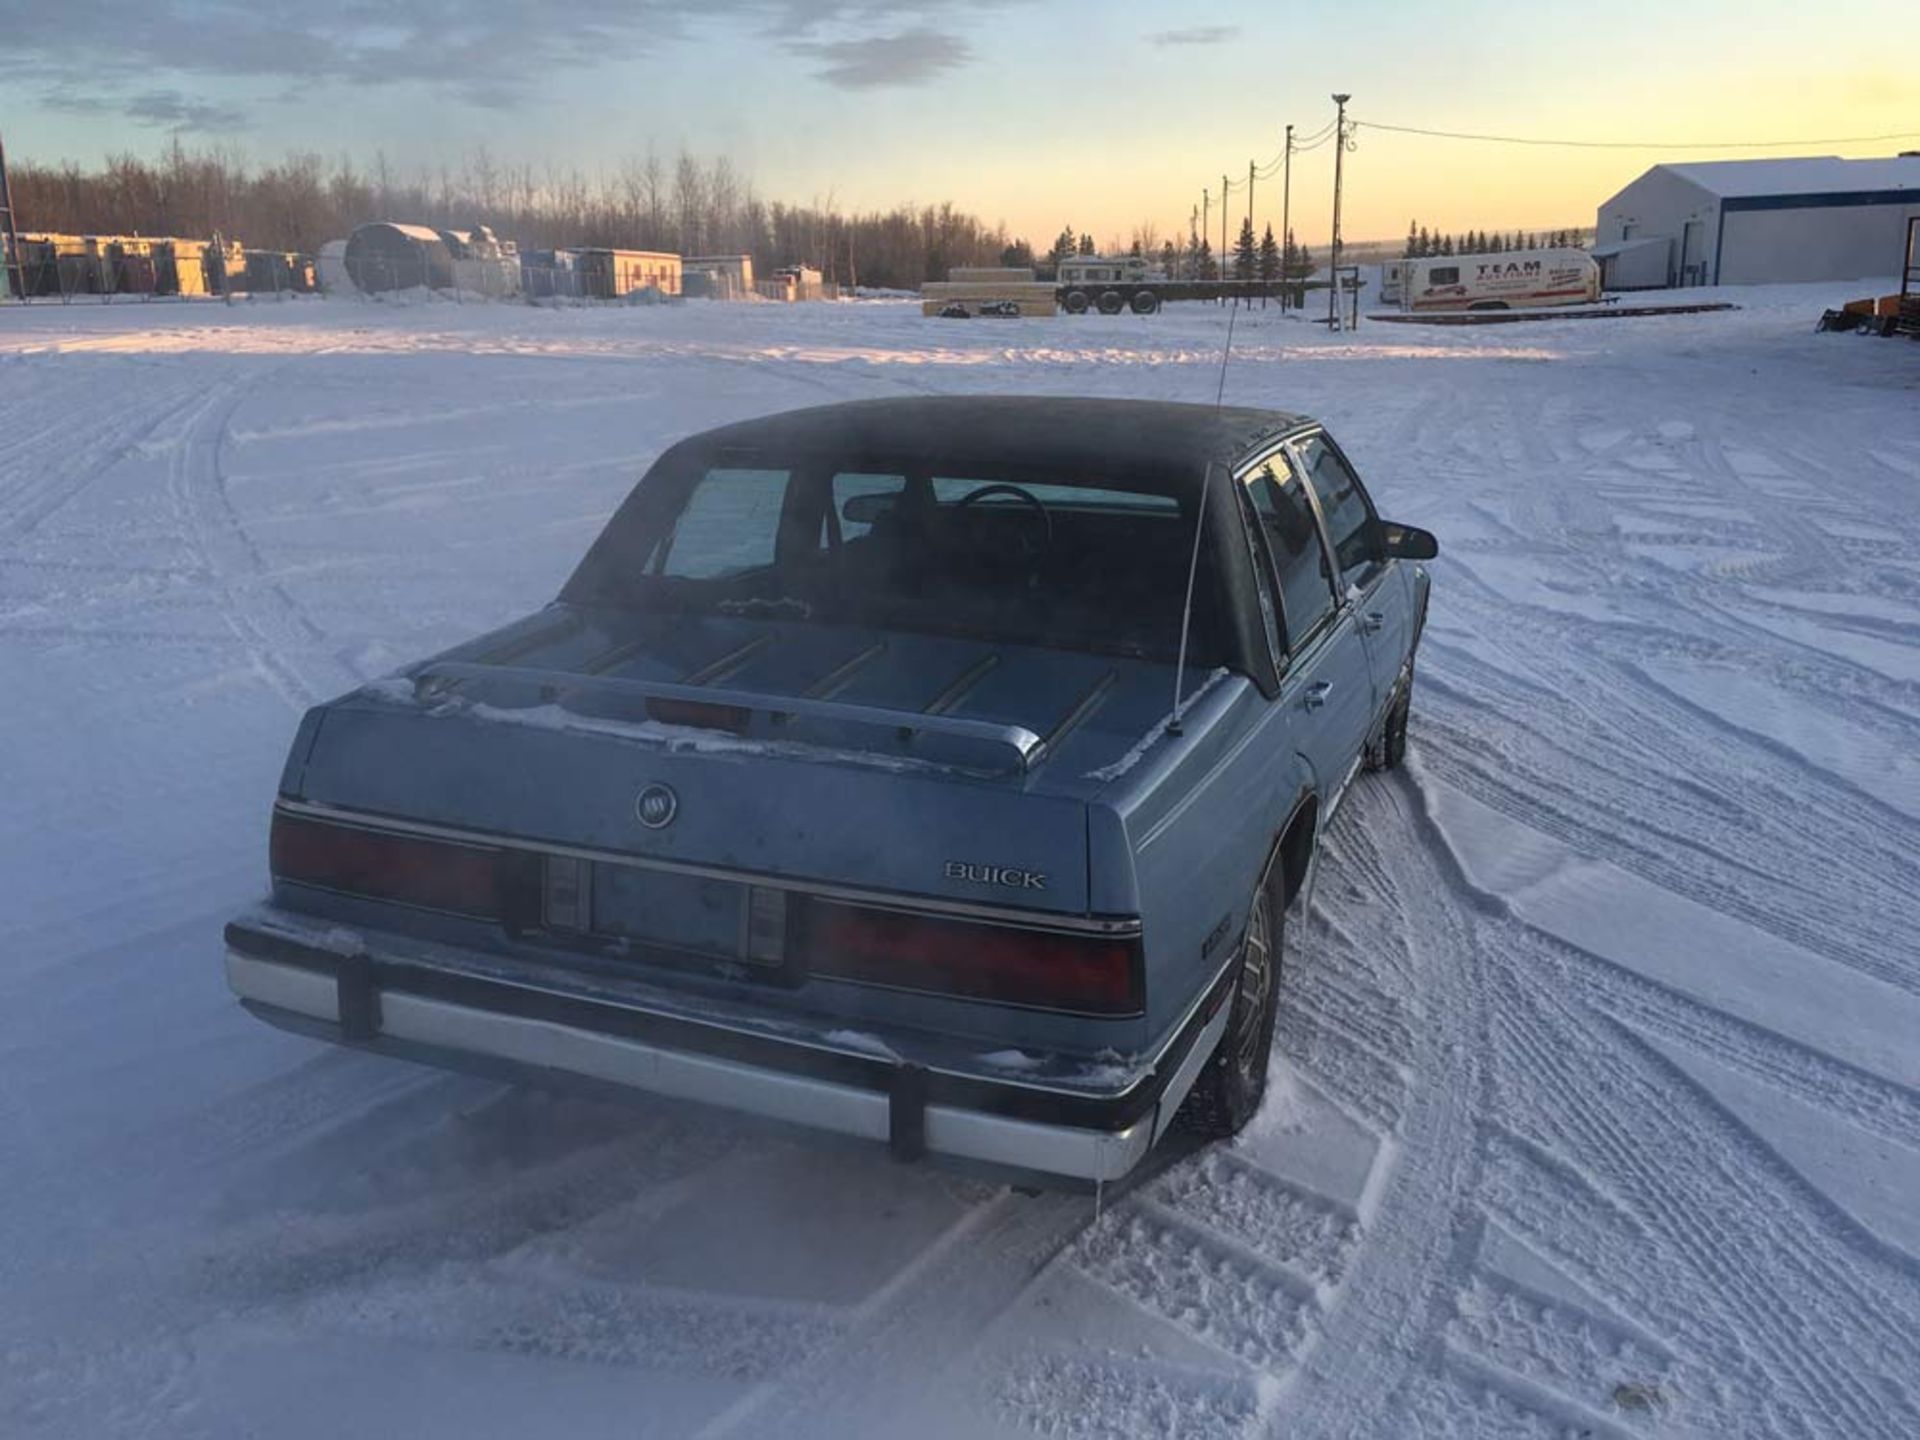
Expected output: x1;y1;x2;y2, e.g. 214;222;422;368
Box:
1328;93;1350;330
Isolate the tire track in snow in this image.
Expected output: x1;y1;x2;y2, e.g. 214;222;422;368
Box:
164;362;365;710
1483;954;1920;1438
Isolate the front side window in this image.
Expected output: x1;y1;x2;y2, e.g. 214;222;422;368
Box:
1242;461;1336;649
1428;265;1459;286
1292;435;1383;586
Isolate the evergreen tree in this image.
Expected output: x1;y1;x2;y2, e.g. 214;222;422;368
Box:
1196;236;1216;281
1291;237;1313;279
1440;235;1455;256
1129;238;1142;257
1161;239;1179;279
1000;240;1035;269
1049;225;1076;270
1077;232;1095;255
1415;224;1431;258
1405;219;1418;259
1234;216;1257;281
1258;223;1281;285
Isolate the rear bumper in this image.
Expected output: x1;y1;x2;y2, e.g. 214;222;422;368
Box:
224;917;1232;1184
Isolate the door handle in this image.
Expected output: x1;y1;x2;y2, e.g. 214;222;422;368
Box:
1304;680;1333;711
1359;611;1385;635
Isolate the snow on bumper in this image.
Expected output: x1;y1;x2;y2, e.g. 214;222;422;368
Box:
224;919;1230;1184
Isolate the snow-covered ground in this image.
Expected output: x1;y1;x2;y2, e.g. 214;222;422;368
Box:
4;288;1918;1439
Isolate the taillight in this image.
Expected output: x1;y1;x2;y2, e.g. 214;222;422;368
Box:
646;698;752;732
270;811;507;919
805;900;1142;1016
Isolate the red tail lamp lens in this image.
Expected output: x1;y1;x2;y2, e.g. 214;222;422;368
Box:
806;901;1142;1016
646;698;753;732
271;812;504;919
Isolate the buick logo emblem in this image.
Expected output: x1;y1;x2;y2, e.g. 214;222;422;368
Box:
635;783;678;829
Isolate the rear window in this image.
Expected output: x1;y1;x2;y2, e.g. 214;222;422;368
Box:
569;451;1211;663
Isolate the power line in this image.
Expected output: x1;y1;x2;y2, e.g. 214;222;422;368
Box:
1356;119;1920;151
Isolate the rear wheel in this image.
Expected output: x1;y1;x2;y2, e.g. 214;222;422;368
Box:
1367;666;1412;771
1176;875;1282;1139
1130;290;1160;315
1063;289;1090;314
1096;290;1126;315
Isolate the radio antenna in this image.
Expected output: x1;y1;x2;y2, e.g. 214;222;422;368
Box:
1214;296;1240;408
1167;459;1214;736
1167;304;1243;736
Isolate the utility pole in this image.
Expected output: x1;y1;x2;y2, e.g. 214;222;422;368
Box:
1201;187;1210;275
1328;93;1351;330
1247;158;1256;287
1280;124;1293;312
1221;172;1229;294
0;130;23;301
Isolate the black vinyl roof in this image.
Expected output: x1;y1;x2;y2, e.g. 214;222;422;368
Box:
677;396;1312;481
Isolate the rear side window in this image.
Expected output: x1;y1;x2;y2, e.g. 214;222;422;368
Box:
654;468;788;578
1242;462;1336;648
1428;266;1459;286
1292;436;1383;586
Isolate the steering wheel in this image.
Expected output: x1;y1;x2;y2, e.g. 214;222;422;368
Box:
953;483;1054;560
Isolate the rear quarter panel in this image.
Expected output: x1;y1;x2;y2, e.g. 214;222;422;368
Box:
1092;675;1313;1043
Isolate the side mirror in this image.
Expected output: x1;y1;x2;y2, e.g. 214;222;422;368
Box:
1383;522;1438;561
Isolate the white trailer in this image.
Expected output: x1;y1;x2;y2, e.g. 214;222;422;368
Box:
1401;249;1599;311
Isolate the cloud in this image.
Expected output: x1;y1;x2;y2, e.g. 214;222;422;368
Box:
791;27;971;88
2;2;1006;114
41;85;247;132
1146;25;1240;46
125;90;249;131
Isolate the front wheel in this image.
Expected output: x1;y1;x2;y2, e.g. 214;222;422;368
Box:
1176;876;1282;1139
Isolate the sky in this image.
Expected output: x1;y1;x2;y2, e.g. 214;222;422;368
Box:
3;0;1917;248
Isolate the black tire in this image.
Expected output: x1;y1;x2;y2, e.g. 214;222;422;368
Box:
1096;290;1126;315
1130;290;1160;315
1367;666;1412;771
1176;874;1283;1139
1467;300;1510;312
1063;290;1090;314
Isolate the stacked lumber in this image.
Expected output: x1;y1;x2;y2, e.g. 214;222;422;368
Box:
921;276;1057;317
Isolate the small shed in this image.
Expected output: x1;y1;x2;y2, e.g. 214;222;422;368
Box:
1590;236;1673;291
345;222;456;292
316;240;350;295
684;254;754;299
521;248;584;299
156;239;211;296
441;225;521;297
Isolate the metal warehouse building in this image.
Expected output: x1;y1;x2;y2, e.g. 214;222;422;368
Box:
1594;155;1920;289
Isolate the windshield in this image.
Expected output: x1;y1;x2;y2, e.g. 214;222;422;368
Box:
564;448;1221;664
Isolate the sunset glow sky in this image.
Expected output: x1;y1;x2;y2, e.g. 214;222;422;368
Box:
5;0;1917;247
